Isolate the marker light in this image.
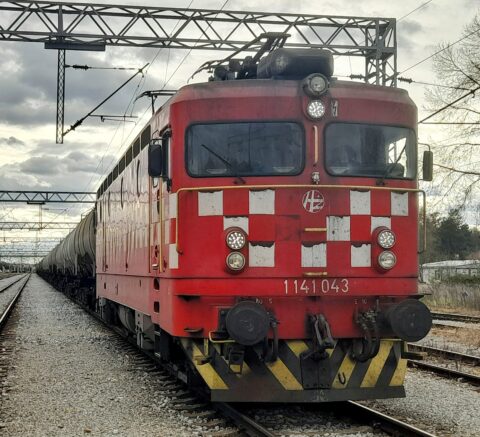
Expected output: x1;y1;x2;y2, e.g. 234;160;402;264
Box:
303;73;328;97
377;229;396;249
378;251;397;270
306;100;325;119
226;229;246;250
226;252;246;271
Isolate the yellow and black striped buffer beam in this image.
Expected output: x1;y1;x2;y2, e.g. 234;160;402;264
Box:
180;338;407;403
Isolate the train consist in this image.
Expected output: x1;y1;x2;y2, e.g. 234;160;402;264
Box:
38;42;433;402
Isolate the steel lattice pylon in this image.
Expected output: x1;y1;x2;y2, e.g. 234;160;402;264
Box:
0;222;78;230
0;252;50;257
56;49;66;143
0;1;397;142
0;1;397;83
0;190;96;203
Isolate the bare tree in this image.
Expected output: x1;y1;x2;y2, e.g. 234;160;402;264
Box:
424;13;480;208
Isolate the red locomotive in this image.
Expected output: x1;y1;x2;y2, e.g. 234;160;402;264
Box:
39;44;433;402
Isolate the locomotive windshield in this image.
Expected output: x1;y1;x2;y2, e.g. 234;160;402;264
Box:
186;122;304;177
325;123;416;179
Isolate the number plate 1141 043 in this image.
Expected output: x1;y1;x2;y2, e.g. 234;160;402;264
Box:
284;279;349;295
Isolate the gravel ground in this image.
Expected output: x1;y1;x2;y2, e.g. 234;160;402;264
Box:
415;318;480;357
367;319;480;436
3;274;479;437
244;405;382;437
363;369;480;436
0;274;204;436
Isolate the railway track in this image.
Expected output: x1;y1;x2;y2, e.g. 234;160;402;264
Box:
431;311;480;324
217;400;438;437
0;274;28;296
59;286;438;437
0;274;30;330
407;343;480;386
0;274;30;406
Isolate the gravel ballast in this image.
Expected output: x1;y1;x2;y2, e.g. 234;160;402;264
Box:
363;361;480;436
3;274;480;436
0;274;197;436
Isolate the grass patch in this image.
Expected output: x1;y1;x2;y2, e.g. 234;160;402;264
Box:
421;282;480;312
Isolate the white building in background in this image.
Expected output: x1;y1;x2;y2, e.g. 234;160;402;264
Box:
420;260;480;283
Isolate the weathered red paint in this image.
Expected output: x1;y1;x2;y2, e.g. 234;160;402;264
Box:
96;78;418;340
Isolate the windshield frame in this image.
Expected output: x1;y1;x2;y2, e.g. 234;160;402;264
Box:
323;121;417;180
185;120;306;178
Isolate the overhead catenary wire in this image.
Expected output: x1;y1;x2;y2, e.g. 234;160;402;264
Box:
421;122;480;125
434;163;480;176
419;141;480;150
397;0;433;22
66;64;139;71
397;76;470;91
83;0;197;194
399;26;480;75
340;74;472;92
63;64;149;137
88;0;231;193
419;86;480;124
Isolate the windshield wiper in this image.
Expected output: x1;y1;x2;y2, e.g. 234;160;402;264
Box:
377;144;407;186
200;144;245;184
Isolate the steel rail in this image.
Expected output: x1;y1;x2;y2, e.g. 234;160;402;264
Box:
0;274;28;294
408;344;480;366
346;401;437;437
213;402;276;437
0;274;30;331
408;360;480;386
431;311;480;324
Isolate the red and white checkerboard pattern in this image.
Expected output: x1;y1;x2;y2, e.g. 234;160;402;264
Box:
163;188;411;270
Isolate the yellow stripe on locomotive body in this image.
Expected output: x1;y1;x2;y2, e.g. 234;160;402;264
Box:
180;338;407;402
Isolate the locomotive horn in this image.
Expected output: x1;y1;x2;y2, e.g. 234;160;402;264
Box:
225;301;270;346
386;299;432;342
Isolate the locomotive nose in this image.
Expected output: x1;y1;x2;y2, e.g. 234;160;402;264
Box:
386;299;432;342
226;301;270;346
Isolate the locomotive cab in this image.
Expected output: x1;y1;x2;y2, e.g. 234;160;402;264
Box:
93;46;433;403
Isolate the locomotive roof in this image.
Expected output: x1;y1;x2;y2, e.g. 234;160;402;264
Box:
169;79;412;104
96;78;414;200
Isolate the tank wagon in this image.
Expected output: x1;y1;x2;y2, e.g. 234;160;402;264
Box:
40;210;95;305
39;44;433;403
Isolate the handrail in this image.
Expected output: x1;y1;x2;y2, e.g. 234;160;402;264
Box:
173;184;426;255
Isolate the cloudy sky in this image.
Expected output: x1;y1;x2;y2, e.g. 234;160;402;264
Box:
0;0;478;259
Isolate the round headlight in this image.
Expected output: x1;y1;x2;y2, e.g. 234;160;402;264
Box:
226;252;245;271
377;229;396;249
306;100;325;119
226;229;246;250
303;73;328;97
378;251;397;270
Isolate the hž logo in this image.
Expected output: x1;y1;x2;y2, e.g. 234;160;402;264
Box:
302;190;325;213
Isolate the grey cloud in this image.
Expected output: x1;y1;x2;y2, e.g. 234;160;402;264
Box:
1;147;118;193
401;20;422;35
0;43;166;127
0;136;25;146
63;151;109;174
19;156;60;176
